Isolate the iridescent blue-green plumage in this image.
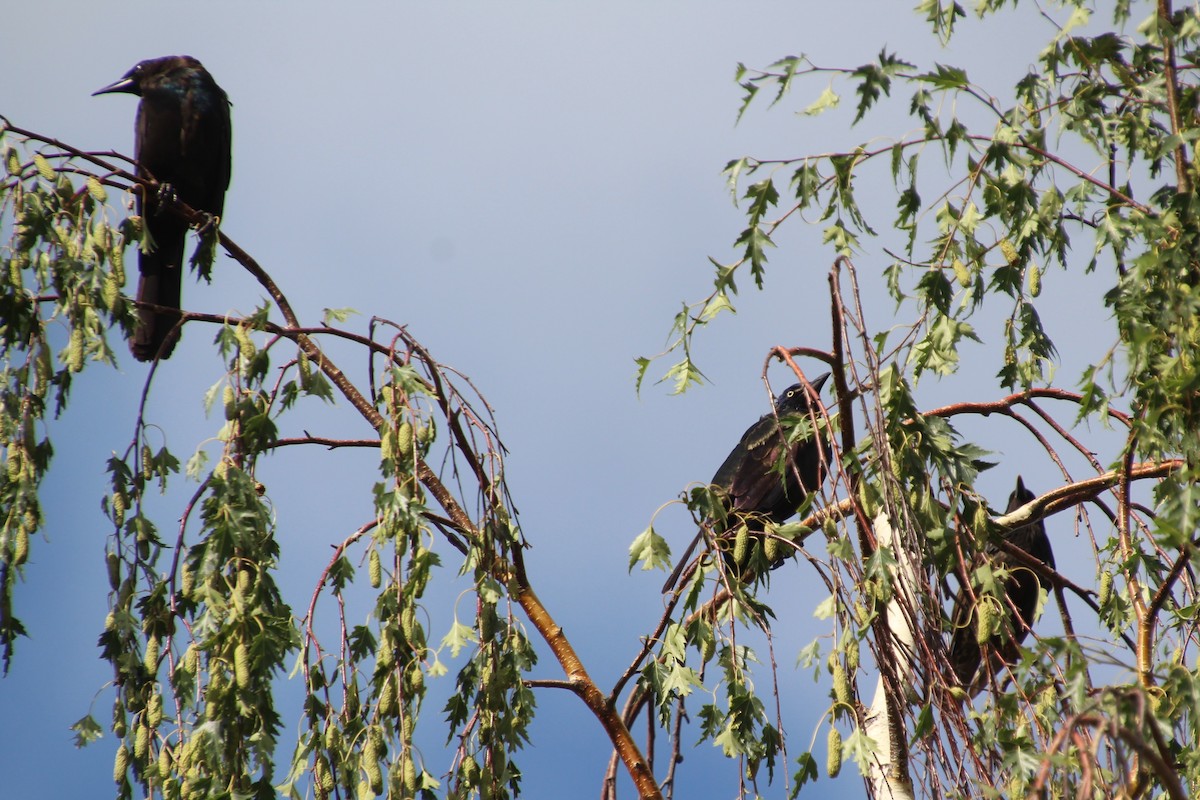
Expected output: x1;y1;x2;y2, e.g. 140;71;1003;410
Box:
95;55;231;360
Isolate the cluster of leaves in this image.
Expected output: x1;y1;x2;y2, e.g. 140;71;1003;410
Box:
0;115;551;800
0;127;138;670
633;2;1200;798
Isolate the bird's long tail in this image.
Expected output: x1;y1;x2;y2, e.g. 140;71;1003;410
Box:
131;216;186;361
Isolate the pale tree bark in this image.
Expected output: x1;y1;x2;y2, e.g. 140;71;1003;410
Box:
862;511;917;800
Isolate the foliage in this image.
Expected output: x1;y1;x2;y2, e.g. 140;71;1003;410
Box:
1;1;1199;799
632;1;1200;798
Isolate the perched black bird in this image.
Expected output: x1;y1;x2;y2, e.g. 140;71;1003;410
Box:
948;476;1056;695
94;56;231;361
662;373;831;593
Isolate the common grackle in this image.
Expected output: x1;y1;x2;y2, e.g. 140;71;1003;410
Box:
94;55;231;361
948;476;1056;695
662;373;831;593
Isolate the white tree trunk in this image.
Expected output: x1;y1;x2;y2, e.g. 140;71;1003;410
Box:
861;512;917;800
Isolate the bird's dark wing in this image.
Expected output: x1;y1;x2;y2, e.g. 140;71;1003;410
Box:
178;75;231;215
131;88;189;361
712;413;785;516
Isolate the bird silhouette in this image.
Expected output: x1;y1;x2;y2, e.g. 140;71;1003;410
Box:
947;476;1056;695
94;55;231;361
662;373;831;593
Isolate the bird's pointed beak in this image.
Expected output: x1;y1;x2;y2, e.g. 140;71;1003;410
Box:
1015;474;1026;494
93;76;136;97
810;372;831;393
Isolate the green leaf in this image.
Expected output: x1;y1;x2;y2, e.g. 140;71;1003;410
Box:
628;525;671;572
916;63;969;90
801;85;840;117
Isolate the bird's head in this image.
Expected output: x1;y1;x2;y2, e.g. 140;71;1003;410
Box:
92;56;204;97
774;372;830;415
1006;475;1035;513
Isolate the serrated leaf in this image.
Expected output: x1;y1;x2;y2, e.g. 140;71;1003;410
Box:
628;525;671;572
813;594;839;620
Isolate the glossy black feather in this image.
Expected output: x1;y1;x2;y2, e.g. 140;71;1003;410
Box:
95;55;231;361
948;476;1056;695
662;373;830;592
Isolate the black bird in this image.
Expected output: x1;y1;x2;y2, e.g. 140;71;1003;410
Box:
94;56;231;361
948;476;1056;695
662;373;831;593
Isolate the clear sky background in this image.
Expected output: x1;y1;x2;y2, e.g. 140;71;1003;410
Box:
2;3;1129;798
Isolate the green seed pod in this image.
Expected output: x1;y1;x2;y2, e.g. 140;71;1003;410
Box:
999;239;1019;265
143;636;159;673
846;638;860;672
234;642;250;689
356;780;372;800
401;713;414;744
114;717;126;739
417;422;435;445
976;599;997;645
363;728;378;763
402;753;417;793
133;723;149;760
364;732;383;793
407;664;425;695
6;442;21;481
832;663;851;706
34;154;55;182
395;421;414;462
368;549;382;589
114;744;129;783
1027;261;1042;297
87;175;108;203
401;607;417;643
951;258;970;287
315;756;334;793
479;605;496;641
237;568;251;594
112;490;127;526
117;577;133;609
185;643;199;674
378;675;396;716
157;742;172;779
222;385;236;420
180;562;195;598
147;692;163;728
1098;571;1113;606
763;533;782;563
366;756;383;796
106;552;121;590
68;326;85;373
826;726;842;778
732;525;749;566
322;722;339;752
13;526;29;566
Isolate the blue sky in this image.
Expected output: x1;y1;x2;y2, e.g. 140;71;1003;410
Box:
2;3;1129;798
